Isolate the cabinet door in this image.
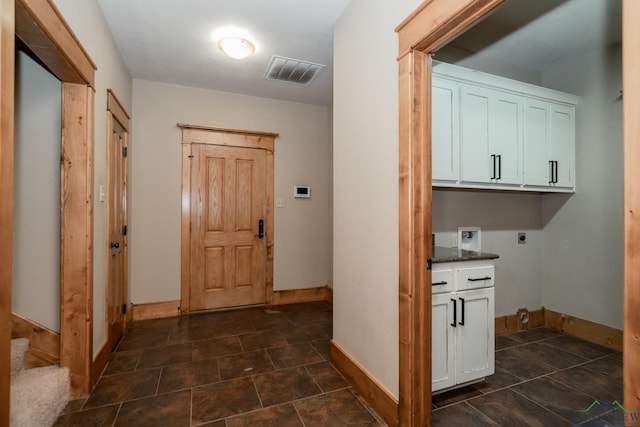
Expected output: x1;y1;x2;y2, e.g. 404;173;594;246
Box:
492;92;523;185
460;85;492;183
432;78;459;183
455;288;495;384
549;104;575;188
523;99;550;186
432;293;456;392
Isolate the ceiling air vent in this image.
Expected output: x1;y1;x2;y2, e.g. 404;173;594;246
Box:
264;55;325;86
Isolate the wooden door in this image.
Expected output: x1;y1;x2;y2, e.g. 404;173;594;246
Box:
190;144;267;310
106;116;128;351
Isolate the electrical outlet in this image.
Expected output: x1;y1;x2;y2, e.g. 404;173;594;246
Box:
518;232;526;244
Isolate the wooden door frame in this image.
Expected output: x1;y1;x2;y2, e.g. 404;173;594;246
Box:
397;0;640;424
1;0;97;409
178;124;278;314
105;89;130;356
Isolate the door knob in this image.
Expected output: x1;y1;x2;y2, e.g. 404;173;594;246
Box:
111;242;120;249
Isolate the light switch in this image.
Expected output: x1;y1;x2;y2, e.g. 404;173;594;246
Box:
276;198;286;208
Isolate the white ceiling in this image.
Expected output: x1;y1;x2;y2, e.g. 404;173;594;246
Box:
444;0;622;74
96;0;622;107
96;0;352;106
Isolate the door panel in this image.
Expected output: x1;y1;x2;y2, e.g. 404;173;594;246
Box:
432;293;456;392
432;78;459;182
456;288;495;384
523;99;550;186
106;118;127;352
550;104;575;187
460;85;492;183
493;92;523;184
191;144;267;310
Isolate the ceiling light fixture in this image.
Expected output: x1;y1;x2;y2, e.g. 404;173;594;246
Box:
212;27;257;60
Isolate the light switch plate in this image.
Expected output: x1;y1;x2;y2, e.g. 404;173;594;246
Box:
276;198;286;208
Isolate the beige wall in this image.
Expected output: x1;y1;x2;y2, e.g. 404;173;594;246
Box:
129;79;331;304
52;0;133;353
540;44;623;329
13;51;62;331
333;0;423;399
432;191;544;317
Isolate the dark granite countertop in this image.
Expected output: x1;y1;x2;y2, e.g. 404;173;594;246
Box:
432;246;499;263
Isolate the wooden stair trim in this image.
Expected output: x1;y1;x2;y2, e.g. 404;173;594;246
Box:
11;312;59;368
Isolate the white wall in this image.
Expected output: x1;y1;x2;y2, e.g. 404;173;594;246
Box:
333;0;423;399
13;52;62;331
52;0;132;353
432;191;544;316
130;79;331;303
540;44;623;329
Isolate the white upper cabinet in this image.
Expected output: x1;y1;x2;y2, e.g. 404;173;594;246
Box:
523;100;575;189
432;78;460;182
460;85;523;186
432;61;579;193
460;85;491;183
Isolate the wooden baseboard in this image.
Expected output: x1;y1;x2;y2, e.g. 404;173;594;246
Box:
92;340;110;386
330;340;398;427
326;286;333;303
544;309;622;351
132;300;181;321
495;309;544;335
272;285;331;305
11;312;60;368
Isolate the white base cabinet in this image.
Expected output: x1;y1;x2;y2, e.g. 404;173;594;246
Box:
432;261;495;393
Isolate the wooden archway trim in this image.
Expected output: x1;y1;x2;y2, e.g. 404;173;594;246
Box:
395;1;507;426
1;0;98;411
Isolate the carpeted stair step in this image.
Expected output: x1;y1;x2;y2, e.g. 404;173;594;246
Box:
10;338;70;427
10;339;28;377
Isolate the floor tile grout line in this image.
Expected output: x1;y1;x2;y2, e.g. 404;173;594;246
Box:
509;382;577;423
460;400;501;426
110;402;122;427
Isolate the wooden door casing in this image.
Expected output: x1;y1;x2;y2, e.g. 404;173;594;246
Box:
180;125;277;312
106;97;128;352
190;143;267;310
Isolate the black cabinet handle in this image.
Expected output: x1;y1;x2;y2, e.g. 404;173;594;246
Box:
467;276;492;282
451;299;457;328
458;297;465;326
432;281;448;286
549;161;554;184
490;155;496;179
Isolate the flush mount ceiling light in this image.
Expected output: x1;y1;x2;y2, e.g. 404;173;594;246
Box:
212;27;256;60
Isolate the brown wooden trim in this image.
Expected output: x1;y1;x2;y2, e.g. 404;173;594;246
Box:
107;89;130;130
178;123;279;139
132;300;181;321
330;341;399;427
179;125;277;152
271;286;330;305
544;309;622;351
15;0;96;86
60;83;94;398
398;50;431;427
396;2;510;425
125;303;133;329
180;143;192;314
179;126;277;314
92;340;110;385
624;0;640;413
265;150;275;305
326;286;333;304
11;312;59;369
0;0;14;422
495;309;544;335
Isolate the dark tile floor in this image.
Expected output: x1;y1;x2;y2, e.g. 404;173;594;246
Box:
433;327;623;427
54;301;386;426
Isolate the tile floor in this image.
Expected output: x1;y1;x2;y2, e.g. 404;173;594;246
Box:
433;327;623;427
54;301;623;427
54;301;386;426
